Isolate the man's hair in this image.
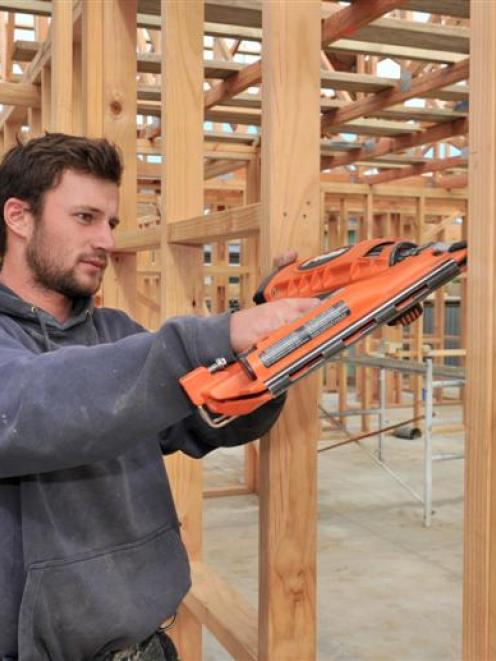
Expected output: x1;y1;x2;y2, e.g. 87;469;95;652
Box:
0;132;123;259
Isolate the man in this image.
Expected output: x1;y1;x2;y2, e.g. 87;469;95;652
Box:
0;134;318;661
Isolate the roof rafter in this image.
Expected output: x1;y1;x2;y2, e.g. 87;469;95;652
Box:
322;57;469;134
320;0;407;46
363;154;466;184
436;172;468;189
321;117;468;170
204;0;406;111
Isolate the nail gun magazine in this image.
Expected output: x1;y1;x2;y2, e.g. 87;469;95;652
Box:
180;238;467;428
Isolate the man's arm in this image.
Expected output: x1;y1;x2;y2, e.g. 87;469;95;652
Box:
0;300;316;478
159;395;285;458
0;314;230;478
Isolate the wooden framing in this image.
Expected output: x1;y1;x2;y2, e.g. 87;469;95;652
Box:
161;3;205;657
259;4;321;658
464;2;496;657
100;0;138;317
0;1;477;659
51;0;72;131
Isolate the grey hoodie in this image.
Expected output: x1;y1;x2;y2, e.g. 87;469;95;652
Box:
0;284;283;660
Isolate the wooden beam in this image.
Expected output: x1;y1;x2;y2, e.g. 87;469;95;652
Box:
436;172;467;189
0;80;39;106
328;37;466;65
184;561;257;661
464;2;496;657
350;16;469;54
204;158;246;179
2;0;469;24
82;0;103;137
11;33;466;69
0;1;50;15
321;0;406;48
364;155;467;185
115;188;467;254
321;180;468;199
116;204;261;252
203;0;405;112
322;58;469;134
168;202;260;244
322;117;468;170
8;40;472;100
259;4;321;660
114;226;161;253
101;0;138;316
403;0;469;17
422;210;461;243
161;2;204;658
204;58;261;110
137;156;249;181
51;0;72;131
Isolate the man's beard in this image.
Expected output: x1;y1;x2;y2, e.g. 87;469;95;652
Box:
26;223;106;300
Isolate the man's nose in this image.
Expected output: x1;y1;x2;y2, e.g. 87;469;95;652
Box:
92;221;115;253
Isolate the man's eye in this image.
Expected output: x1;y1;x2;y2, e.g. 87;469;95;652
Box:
76;212;92;223
109;220;119;230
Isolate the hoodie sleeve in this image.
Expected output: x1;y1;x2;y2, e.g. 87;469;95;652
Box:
159;395;286;458
0;312;279;478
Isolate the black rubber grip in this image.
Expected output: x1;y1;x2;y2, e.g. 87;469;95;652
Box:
253;267;281;305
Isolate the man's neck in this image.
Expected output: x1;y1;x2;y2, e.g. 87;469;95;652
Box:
0;265;73;324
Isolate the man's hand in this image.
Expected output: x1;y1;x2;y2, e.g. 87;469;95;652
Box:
230;298;320;354
273;250;298;269
271;249;423;327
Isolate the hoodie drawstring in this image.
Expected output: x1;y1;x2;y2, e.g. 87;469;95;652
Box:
32;306;52;352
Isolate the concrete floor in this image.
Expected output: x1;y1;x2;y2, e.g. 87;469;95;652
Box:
201;393;464;660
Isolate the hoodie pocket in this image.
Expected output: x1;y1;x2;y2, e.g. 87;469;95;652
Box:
18;523;191;661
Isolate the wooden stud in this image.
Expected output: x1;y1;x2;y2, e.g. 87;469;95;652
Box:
464;2;496;656
161;2;204;658
3;119;19;151
100;0;138;317
51;0;73;132
434;224;446;403
243;152;261;495
40;65;51;132
2;12;13;82
259;4;321;659
360;192;374;431
72;39;82;135
82;0;103;138
413;196;425;420
338;197;349;418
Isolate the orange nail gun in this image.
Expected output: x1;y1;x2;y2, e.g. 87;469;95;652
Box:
180;239;467;427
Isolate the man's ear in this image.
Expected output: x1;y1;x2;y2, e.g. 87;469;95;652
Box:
3;198;34;241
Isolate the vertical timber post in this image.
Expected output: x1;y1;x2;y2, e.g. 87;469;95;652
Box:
100;0;138;316
464;2;496;658
259;3;321;659
162;2;204;658
51;0;73;133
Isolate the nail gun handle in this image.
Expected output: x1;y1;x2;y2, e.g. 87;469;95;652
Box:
252;246;352;304
253;266;283;304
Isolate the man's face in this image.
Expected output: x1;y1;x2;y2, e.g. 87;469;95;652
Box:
25;169;120;299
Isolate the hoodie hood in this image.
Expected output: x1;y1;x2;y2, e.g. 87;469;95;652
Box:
0;283;98;351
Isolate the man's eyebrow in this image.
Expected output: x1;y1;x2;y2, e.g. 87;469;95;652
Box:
71;205;120;226
71;205;102;213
